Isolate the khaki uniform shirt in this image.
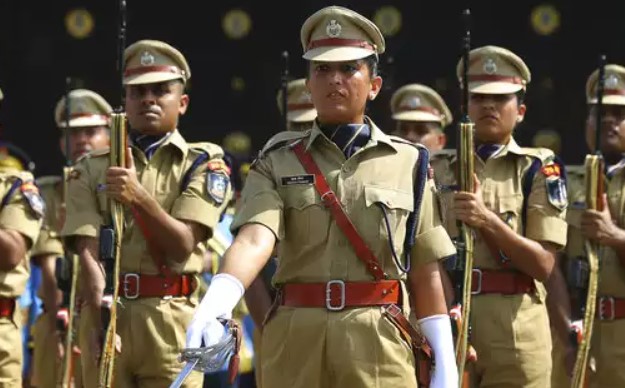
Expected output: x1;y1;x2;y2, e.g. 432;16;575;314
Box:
432;138;567;273
62;130;231;274
566;163;625;298
0;170;43;297
232;119;456;284
32;176;64;258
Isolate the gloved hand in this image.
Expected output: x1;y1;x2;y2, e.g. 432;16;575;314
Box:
418;314;459;388
186;273;244;348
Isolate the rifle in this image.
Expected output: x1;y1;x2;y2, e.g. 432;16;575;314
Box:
452;9;476;388
98;0;127;386
281;50;289;130
571;55;606;388
60;77;80;388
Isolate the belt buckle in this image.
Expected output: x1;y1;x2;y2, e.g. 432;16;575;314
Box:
599;296;615;320
471;269;483;295
325;280;345;311
123;273;140;300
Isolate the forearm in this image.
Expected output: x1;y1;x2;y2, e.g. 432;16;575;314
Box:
409;261;448;318
244;276;273;328
132;189;199;263
38;255;61;330
76;237;104;323
0;229;26;271
545;259;572;345
220;233;274;289
480;212;555;281
604;227;625;267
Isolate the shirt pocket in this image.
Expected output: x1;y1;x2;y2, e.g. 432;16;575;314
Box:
496;194;522;233
282;185;329;247
363;185;414;253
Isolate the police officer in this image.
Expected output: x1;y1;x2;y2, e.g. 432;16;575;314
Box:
555;64;625;387
432;45;568;387
390;83;452;151
277;78;318;132
0;143;43;386
30;89;111;388
187;6;458;388
62;40;231;387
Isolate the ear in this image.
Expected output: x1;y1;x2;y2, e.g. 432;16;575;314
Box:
516;103;527;123
438;133;447;148
179;93;190;116
368;76;383;101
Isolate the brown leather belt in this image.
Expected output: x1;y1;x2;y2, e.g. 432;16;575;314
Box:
596;296;625;320
0;297;15;319
120;273;196;299
281;280;400;310
471;269;535;295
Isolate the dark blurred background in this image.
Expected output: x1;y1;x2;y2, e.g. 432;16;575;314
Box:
1;0;624;176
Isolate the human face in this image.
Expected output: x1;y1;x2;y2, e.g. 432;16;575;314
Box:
125;80;189;135
468;93;526;144
60;126;110;162
306;60;382;125
394;121;446;151
585;104;625;158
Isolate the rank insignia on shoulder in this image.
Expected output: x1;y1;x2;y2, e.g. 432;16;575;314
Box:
20;182;45;218
546;175;567;211
207;172;229;204
541;164;561;177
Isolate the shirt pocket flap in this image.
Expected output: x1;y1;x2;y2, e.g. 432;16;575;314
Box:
364;186;414;212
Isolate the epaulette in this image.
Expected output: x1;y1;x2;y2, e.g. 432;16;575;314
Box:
75;148;110;164
387;135;428;151
35;175;62;187
518;146;556;164
187;142;224;160
258;130;309;158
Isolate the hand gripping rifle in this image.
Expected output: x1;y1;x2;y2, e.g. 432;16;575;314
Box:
450;9;476;388
60;77;80;388
571;55;606;388
98;0;127;386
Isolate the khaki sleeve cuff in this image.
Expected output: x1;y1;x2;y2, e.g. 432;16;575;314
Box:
0;205;41;246
412;225;456;266
526;210;568;248
61;211;101;238
172;197;221;233
32;229;64;257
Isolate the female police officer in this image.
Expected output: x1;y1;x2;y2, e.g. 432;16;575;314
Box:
187;6;458;388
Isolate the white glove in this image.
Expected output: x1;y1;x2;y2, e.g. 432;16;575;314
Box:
186;273;244;348
418;314;458;388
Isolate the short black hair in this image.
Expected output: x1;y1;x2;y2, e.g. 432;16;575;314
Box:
515;90;526;104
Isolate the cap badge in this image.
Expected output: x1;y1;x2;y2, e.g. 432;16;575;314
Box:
605;73;620;89
140;51;155;66
326;19;342;38
406;96;422;109
483;58;497;75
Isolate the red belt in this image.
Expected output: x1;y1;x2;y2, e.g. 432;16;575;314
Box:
471;269;535;295
120;273;196;300
281;280;401;310
596;296;625;320
0;297;15;318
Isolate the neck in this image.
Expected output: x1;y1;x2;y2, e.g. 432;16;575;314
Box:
604;151;623;166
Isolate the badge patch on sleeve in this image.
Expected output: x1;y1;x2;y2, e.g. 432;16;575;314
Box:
541;164;561;177
20;182;45;218
546;175;567;210
207;172;229;204
280;174;315;186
